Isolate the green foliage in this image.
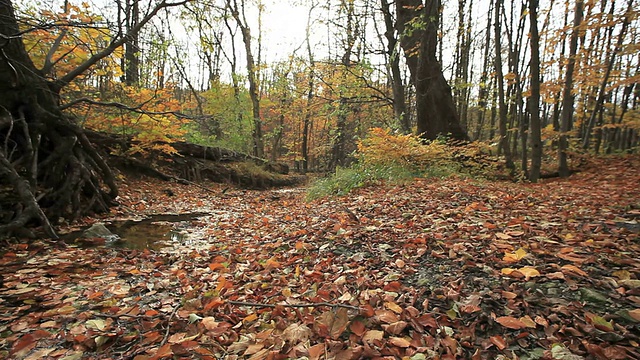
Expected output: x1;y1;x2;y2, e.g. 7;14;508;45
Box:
184;83;254;153
307;128;502;200
306;162;415;200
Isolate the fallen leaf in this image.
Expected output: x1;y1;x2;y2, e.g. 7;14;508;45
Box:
561;264;588;277
495;316;527;329
362;330;384;343
389;336;411;347
282;323;312;342
503;248;527;263
489;335;507;350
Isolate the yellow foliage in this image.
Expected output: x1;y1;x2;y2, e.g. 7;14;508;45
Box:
357;128;449;170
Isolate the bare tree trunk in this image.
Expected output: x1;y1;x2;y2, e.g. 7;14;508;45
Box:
124;0;140;85
582;0;634;150
528;0;542;182
559;0;583;177
494;0;514;169
381;0;409;134
228;0;264;158
302;2;317;174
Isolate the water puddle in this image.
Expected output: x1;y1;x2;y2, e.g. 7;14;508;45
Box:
63;213;208;250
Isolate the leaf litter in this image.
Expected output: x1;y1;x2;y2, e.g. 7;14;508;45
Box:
1;156;639;359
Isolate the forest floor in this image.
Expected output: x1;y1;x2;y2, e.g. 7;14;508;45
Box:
1;156;639;360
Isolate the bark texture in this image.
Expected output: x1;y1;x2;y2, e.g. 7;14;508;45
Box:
396;0;468;141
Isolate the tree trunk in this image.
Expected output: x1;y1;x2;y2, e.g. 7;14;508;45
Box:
528;0;542;182
381;0;410;134
124;0;140;86
229;0;264;158
559;0;583;177
396;0;468;141
493;0;514;170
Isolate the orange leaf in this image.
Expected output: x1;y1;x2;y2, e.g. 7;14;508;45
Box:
490;335;507;350
316;308;350;340
495;316;527;329
265;258;281;269
204;298;225;311
243;313;258;323
208;263;226;271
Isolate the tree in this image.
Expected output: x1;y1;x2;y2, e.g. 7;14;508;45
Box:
395;0;468;141
380;0;409;134
493;0;514;170
0;0;188;237
558;0;583;177
227;0;264;158
528;0;542;182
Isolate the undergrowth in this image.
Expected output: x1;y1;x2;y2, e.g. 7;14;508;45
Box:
307;128;500;200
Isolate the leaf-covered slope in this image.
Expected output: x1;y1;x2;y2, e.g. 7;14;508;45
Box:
1;156;639;359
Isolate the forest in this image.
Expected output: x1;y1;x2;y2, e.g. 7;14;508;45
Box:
0;0;639;359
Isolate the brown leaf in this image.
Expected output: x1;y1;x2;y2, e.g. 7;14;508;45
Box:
308;343;325;360
349;320;366;336
388;336;411;348
382;320;408;335
316;307;350;340
282;323;312;343
149;343;173;360
362;330;384;343
495;316;527;329
561;264;588;277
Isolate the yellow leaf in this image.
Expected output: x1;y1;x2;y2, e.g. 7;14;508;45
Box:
519;267;541;280
501;268;516;275
503;248;528;263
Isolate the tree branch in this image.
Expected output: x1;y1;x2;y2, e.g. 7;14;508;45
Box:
53;0;191;92
227;300;361;311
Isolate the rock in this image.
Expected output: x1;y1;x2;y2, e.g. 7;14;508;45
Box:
82;223;119;242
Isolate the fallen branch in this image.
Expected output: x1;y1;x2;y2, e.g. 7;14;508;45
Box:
161;304;181;346
227;300;361;311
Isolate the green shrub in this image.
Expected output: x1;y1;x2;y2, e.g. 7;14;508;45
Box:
307;128;502;200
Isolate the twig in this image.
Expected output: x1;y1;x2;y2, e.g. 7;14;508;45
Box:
160;304;181;346
93;312;152;319
227;300;361;311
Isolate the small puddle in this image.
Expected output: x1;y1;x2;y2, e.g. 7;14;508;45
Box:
64;213;207;250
